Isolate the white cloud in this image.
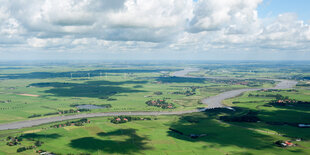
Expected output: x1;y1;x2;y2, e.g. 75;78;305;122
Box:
188;0;262;33
106;0;193;28
0;0;309;57
257;13;310;50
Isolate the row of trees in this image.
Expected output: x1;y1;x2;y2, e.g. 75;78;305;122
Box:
28;108;91;118
248;93;287;100
16;140;45;152
269;99;310;106
110;116;152;124
51;118;89;128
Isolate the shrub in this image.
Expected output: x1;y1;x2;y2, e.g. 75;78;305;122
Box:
35;141;43;147
154;91;163;95
17;147;26;152
28;114;42;118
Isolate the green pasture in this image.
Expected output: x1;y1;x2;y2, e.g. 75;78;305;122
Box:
0;107;309;154
0;62;309;154
0;66;268;124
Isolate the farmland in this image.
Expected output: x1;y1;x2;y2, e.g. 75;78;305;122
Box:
0;62;277;124
0;61;309;154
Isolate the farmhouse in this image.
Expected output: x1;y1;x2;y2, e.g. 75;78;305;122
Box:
275;140;295;147
282;141;294;147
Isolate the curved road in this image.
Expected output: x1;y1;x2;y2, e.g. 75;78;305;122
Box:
0;69;297;131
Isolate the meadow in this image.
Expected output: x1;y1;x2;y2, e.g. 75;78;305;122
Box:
0;61;309;154
0;88;309;154
0;63;274;124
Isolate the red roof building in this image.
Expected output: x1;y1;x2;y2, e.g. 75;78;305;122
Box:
285;141;294;146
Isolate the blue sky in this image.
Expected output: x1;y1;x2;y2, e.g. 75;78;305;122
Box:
0;0;310;60
258;0;310;21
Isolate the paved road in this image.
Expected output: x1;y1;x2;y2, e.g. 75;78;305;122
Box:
0;69;297;131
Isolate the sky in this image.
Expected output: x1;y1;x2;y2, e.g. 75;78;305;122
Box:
0;0;310;60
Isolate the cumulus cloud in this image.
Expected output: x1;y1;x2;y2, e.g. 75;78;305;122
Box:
188;0;262;33
256;13;310;50
0;0;309;56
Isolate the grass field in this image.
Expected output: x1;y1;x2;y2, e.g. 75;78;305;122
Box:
0;88;309;154
0;62;309;154
0;64;276;124
0;111;307;154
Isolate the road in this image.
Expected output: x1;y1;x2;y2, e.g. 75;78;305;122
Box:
0;68;297;131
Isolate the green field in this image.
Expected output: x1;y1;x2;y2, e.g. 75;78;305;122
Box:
0;88;309;154
0;64;275;124
0;61;309;154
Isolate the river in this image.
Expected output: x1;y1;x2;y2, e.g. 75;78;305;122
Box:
0;68;297;130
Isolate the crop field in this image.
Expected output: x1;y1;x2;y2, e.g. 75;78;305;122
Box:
0;61;309;154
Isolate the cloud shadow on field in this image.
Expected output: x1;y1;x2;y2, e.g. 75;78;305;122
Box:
29;80;147;99
21;133;61;140
2;69;175;79
69;129;151;154
167;107;310;154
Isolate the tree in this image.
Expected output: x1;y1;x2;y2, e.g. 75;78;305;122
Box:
35;141;43;147
17;147;26;152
